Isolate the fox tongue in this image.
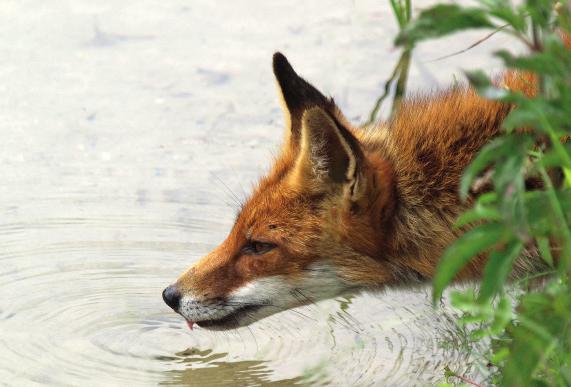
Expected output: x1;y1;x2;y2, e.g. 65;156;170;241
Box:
186;320;194;330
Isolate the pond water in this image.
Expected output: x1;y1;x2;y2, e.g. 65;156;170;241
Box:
1;0;518;385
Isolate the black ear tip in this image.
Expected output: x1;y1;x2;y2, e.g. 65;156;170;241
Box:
273;51;286;62
272;52;287;67
272;52;296;79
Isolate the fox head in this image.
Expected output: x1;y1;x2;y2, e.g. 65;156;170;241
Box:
163;53;397;330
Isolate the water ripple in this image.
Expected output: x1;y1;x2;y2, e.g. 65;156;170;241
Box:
0;210;486;386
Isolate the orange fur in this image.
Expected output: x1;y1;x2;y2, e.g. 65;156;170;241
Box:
164;35;571;329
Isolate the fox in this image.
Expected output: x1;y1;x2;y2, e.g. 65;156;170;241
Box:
162;51;551;331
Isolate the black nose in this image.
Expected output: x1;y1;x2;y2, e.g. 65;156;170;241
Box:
162;285;181;311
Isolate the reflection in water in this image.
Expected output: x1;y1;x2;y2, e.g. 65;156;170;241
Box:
159;349;302;386
0;0;504;385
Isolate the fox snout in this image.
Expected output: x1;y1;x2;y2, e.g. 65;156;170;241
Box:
162;285;181;312
163;261;354;331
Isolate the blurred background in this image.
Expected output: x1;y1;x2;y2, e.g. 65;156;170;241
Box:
0;0;519;385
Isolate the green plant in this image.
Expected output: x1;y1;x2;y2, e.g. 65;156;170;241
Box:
366;0;413;124
390;0;571;385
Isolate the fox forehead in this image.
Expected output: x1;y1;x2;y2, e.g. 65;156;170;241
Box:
234;175;321;238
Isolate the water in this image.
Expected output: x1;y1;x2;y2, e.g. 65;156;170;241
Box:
0;0;519;385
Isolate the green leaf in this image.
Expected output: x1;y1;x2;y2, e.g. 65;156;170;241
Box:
495;36;571;77
460;136;514;201
564;167;571;188
492;145;529;237
455;192;500;227
389;0;409;29
496;49;554;74
478;240;523;302
490;297;513;334
465;70;530;105
491;347;510;364
525;0;556;28
482;0;527;32
492;147;526;195
465;70;510;100
537;237;554;267
395;4;494;46
450;288;489;316
524;191;560;236
443;366;455;379
502;102;544;133
494;50;567;76
433;222;507;303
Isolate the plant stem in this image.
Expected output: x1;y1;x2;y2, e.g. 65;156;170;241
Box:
392;48;411;115
365;57;401;125
538;160;571;271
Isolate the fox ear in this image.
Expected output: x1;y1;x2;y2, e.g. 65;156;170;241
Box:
293;106;364;199
272;52;336;148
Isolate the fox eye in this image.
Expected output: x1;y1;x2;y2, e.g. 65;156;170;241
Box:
242;241;276;255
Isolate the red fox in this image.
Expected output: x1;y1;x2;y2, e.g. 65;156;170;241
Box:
162;52;548;331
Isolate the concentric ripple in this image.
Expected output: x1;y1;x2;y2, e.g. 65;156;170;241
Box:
0;201;487;386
